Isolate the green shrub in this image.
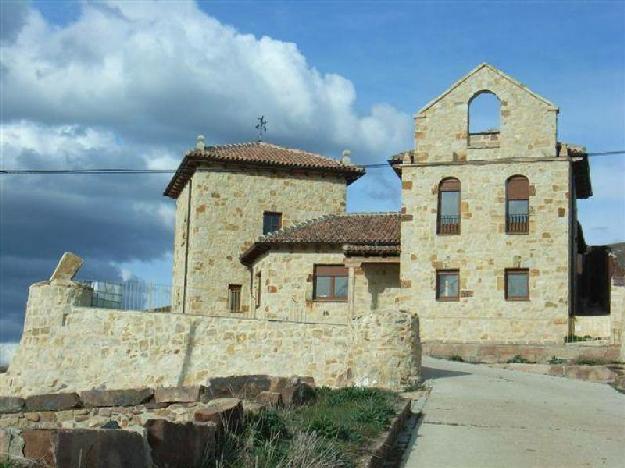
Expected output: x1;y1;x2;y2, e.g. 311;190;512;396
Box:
548;356;566;365
507;354;531;364
308;415;354;441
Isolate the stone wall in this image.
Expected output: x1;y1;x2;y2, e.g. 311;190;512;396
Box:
252;247;349;323
1;273;420;397
172;167;347;316
423;341;621;364
401;161;570;343
353;263;401;315
573;316;611;340
251;247;401;324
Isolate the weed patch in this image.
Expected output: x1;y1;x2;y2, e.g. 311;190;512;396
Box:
214;387;400;467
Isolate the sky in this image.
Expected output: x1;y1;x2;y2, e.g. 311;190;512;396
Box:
1;0;624;343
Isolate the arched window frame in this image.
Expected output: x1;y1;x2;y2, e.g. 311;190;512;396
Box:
437;178;461;235
505;175;530;234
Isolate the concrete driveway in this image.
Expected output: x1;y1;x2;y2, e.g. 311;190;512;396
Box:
403;356;625;468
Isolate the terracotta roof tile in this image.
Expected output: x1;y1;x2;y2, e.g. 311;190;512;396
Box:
241;212;400;264
164;141;365;198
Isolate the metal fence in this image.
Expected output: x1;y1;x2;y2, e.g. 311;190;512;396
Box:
79;280;172;311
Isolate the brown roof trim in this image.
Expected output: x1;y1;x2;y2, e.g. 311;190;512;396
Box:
240;212;401;265
164;142;365;198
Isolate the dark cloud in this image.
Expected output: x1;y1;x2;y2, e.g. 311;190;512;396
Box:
0;0;29;42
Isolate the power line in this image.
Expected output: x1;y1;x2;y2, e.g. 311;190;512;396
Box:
1;150;623;175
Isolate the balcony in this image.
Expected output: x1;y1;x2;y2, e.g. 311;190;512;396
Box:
438;215;460;235
506;214;529;234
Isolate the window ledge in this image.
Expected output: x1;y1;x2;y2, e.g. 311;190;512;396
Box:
312;298;348;303
436;298;460;302
506;298;530;302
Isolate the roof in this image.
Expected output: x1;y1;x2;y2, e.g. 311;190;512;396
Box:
164;141;365;198
240;212;401;265
417;63;558;115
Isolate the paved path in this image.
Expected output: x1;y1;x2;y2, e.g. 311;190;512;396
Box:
403;356;625;468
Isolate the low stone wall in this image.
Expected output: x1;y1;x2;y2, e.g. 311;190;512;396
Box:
423;341;620;364
0;378;315;467
2;263;420;397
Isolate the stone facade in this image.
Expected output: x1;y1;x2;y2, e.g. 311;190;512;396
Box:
250;246;401;324
172;167;347;316
1;270;420;397
400;64;578;344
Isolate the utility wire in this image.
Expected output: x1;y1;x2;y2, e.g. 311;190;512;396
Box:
1;150;623;175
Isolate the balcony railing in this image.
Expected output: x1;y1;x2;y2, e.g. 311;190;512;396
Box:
78;280;171;311
506;214;529;234
438;215;460;235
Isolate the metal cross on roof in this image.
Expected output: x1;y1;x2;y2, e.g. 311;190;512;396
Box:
255;115;267;141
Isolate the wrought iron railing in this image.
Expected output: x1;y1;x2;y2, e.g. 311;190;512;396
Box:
438;215;460;235
78;280;171;311
506;214;529;234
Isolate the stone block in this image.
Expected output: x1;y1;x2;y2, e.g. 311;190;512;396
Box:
145;419;216;467
194;398;243;432
49;252;83;282
23;429;56;466
279;380;316;406
25;393;80;412
154;385;205;404
80;388;153;408
563;366;614;383
205;375;273;399
0;427;25;458
23;428;148;468
0;397;25;414
256;391;283;408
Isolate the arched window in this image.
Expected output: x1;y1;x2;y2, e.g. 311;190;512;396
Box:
468;91;501;133
437;178;461;235
506;175;529;234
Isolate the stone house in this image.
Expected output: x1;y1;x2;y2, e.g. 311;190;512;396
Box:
164;63;611;349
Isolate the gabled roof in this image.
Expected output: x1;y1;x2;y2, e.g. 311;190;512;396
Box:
240;212;401;265
164;141;365;198
417;63;558;115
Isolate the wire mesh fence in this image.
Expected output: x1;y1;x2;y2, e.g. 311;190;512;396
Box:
78;280;172;311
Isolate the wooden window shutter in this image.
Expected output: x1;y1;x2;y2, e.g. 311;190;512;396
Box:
507;176;529;200
439;178;460;192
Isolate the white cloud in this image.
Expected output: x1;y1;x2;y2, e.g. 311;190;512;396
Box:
1;0;412;162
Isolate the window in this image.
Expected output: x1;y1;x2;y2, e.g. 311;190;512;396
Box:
506;176;529;234
436;270;459;301
263;212;282;235
468;91;501;134
505;269;529;301
255;272;261;308
313;265;348;301
437;178;461;235
228;284;242;312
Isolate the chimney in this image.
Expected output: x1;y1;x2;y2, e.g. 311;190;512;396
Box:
341;149;352;165
196;135;205;150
